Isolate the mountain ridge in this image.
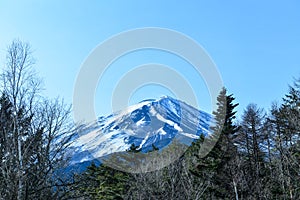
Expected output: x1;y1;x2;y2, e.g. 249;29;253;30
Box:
69;96;212;165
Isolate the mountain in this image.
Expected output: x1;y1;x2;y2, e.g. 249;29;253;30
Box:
69;96;212;165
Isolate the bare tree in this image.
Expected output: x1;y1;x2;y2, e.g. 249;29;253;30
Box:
0;40;75;199
122;142;209;200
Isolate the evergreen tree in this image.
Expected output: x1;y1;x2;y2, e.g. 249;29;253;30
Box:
189;87;239;199
67;162;131;200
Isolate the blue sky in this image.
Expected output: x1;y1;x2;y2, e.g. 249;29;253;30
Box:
0;1;299;119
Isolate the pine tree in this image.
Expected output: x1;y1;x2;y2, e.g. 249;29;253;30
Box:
68;162;131;200
189;87;239;199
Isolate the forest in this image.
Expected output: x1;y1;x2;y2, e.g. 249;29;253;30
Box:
0;40;299;199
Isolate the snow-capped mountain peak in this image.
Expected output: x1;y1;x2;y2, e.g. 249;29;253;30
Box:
70;96;212;164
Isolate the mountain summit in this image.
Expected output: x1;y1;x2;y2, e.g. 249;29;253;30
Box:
70;96;212;164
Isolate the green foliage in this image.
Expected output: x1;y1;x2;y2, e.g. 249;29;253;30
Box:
56;77;300;199
69;162;131;199
187;87;239;199
66;78;300;199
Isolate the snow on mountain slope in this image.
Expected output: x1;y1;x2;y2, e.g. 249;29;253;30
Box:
70;96;212;164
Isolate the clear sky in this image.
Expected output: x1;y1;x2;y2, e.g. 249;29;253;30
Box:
0;1;299;119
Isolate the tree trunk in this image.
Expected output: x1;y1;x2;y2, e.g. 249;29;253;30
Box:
233;179;239;200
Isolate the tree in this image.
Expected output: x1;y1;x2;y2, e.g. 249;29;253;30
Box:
0;40;75;199
189;87;240;199
68;162;131;200
237;104;267;199
266;78;300;199
124;141;205;200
